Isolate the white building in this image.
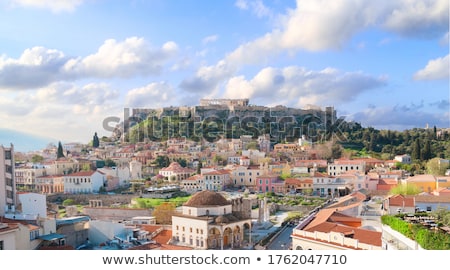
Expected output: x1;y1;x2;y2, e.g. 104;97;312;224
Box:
203;169;232;191
97;166;131;187
0;144;16;216
328;159;365;176
291;208;382;250
171;190;252;250
129;160;142;180
159;162;195;182
63;170;106;194
181;175;204;193
15;166;46;190
17;193;47;219
394;154;411;164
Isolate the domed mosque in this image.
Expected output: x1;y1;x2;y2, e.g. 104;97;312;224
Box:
171;190;253;249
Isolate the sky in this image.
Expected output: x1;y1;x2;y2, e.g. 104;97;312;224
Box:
0;0;449;151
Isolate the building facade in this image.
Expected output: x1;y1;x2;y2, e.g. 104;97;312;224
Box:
0;144;16;216
171;190;252;250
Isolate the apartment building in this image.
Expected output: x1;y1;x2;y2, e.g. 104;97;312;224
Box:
0;144;16;216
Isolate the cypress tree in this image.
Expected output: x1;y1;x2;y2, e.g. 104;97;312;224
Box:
93;132;100;148
57;141;65;159
411;138;421;161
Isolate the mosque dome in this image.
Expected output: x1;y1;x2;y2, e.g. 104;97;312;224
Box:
184;190;230;207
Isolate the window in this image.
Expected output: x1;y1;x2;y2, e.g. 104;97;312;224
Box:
4;150;11;160
30;230;39;240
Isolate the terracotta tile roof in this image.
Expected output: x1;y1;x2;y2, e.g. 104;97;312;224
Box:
313;172;331;177
303;208;336;231
139;224;163;234
414;194;450;203
152;229;172;245
203;170;231;175
379;179;398;185
388;194;415;207
333;159;365;165
65;170;100;177
305;222;382;246
184;175;203;181
0;222;19;233
285;178;313;185
406;174;436;182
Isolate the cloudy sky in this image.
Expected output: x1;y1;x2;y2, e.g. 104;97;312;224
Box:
0;0;449;150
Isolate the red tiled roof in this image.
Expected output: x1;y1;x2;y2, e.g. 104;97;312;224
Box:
305;222;382;246
388;194;415;207
285;178;313;185
65;170;101;177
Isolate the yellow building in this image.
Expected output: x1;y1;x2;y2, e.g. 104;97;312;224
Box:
403;174;437;193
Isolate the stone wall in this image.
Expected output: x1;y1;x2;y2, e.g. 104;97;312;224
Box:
82;207;153;221
47;193;137;206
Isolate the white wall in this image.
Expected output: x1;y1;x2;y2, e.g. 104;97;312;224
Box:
18;193;47;218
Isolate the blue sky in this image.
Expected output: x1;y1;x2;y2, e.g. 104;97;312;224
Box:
0;0;449;151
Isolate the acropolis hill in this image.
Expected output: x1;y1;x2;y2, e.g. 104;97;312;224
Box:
128;99;336;122
120;99;337;142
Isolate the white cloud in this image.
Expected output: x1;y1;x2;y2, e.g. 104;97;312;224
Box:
224;66;387;107
0;47;68;89
235;0;272;18
383;0;449;38
440;31;449;46
235;0;248;10
0;37;178;90
9;0;84;12
180;60;236;94
64;37;178;78
125;81;176;108
226;0;449;66
0;82;121;142
413;54;450;80
202;35;219;45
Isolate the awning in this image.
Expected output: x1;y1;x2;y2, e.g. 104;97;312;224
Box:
39;233;65;241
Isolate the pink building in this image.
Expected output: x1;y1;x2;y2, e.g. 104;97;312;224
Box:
256;174;284;193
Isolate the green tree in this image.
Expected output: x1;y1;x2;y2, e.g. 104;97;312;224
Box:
104;158;117;167
57;141;65;159
153;202;176;225
155;155;170;168
62;199;75;206
176;158;187;167
82;163;92;171
389;184;421;195
245;141;258;150
426;157;448;175
422;139;432;161
31;154;44;163
411;138;421;161
331;143;343;159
